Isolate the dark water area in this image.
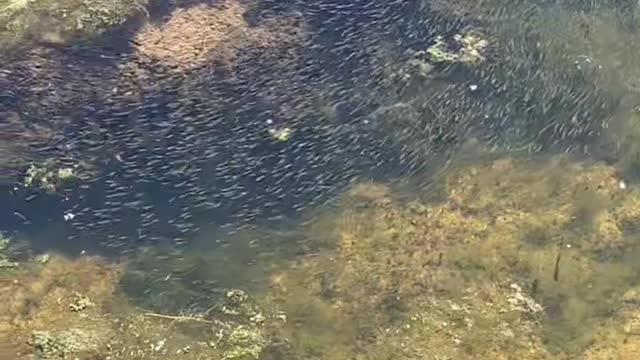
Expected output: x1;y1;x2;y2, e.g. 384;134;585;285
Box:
0;0;632;257
0;0;471;253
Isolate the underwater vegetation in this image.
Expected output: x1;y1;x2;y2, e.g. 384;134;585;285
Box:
23;160;79;193
3;151;640;358
131;0;307;72
0;247;290;360
0;0;148;47
255;149;640;359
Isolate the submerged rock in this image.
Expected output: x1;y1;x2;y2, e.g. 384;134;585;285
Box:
31;329;103;359
426;32;489;64
0;0;148;48
23;162;79;193
0;234;18;269
223;326;266;360
132;0;307;71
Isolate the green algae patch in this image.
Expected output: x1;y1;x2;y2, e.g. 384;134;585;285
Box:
7;152;640;359
0;0;148;48
426;32;489;64
0;234;20;270
222;325;267;359
30;328;107;359
249;151;640;359
0;249;289;359
23;161;79;193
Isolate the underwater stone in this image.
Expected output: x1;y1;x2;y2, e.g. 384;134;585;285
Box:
507;283;543;314
226;289;249;304
36;253;51;265
426;32;488;64
0;259;19;268
223;325;266;360
69;291;94;312
0;235;18;268
32;331;69;359
56;168;74;179
23;162;78;193
31;329;100;358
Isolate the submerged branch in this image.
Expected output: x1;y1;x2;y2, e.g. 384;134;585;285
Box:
142;311;214;324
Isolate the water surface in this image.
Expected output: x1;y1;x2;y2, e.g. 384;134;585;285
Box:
2;0;640;359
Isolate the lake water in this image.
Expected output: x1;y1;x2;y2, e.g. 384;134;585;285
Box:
2;0;640;359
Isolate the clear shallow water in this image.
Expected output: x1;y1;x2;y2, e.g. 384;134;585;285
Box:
3;0;640;359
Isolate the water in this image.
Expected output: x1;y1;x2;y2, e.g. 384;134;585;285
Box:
2;0;640;358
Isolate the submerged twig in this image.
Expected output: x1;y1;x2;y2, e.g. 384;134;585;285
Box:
143;312;213;324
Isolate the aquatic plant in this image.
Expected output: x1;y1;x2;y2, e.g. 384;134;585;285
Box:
0;233;18;269
31;329;104;359
0;0;31;16
23;161;77;193
243;149;640;359
5;150;640;359
0;250;291;359
222;326;266;359
132;1;307;71
0;0;148;47
426;32;489;64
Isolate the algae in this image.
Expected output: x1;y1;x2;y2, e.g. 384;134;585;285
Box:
31;328;104;359
0;233;19;269
3;150;640;360
0;249;289;359
243;150;640;359
7;147;640;359
0;0;148;48
23;161;79;193
426;32;489;64
68;291;94;312
223;326;266;359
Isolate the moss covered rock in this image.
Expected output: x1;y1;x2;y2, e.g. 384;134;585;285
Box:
0;0;147;48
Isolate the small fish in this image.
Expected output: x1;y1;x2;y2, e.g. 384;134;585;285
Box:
24;193;40;202
13;211;30;224
553;252;562;282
